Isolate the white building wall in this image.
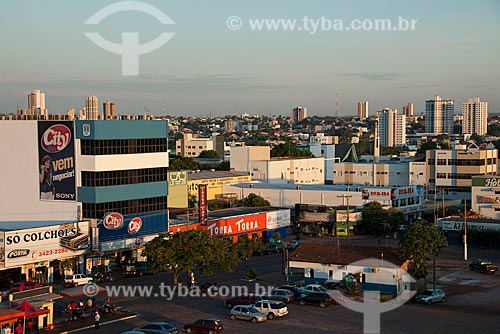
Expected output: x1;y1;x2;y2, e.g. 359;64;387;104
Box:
230;146;271;172
0;121;78;221
251;158;325;184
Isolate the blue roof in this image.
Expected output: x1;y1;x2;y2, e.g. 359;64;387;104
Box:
0;220;78;231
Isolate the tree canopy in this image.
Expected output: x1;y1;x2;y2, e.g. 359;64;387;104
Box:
170;157;199;171
361;202;404;235
198;150;219;158
240;193;271;207
398;220;447;279
144;230;240;284
271;143;312;158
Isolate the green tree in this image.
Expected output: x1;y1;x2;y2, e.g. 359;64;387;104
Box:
488;123;500;136
398;220;448;279
208;199;230;211
217;160;230;171
198;150;219;158
144;230;239;284
361;201;386;234
417;141;437;155
240;193;271;207
386;208;404;232
170;157;199;171
235;235;264;278
271;143;312;158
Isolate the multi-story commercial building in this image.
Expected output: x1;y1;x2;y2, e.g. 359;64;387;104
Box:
224;119;239;132
0;119;169;284
103;101;117;120
427;145;498;200
333;161;426;187
251;157;325;184
175;133;214;157
358;101;368;120
230;146;271;172
291;106;307;125
462;97;488;136
425;95;454;134
403;103;414;118
85;95;99;120
378;108;406;147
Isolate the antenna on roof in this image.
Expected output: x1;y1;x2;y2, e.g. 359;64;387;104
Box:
336;92;339;118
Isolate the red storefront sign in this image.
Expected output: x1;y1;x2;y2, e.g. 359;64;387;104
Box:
206;213;266;237
199;184;207;224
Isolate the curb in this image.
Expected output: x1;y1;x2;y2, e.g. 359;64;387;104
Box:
58;314;139;334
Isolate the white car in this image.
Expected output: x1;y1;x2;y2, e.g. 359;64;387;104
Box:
253;300;288;320
303;284;327;293
415;289;446;304
64;274;93;287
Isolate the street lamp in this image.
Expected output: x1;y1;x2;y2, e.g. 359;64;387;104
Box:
459;203;473;261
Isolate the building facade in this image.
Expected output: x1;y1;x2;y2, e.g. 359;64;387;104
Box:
462;97;488;136
291;106;307;125
230;146;271;173
103;101;117;120
175;133;214;157
85;95;99;120
358;101;368;120
427;147;498;200
425;95;454;134
251;157;325;184
403;103;414;118
333;161;427;187
378;108;406;147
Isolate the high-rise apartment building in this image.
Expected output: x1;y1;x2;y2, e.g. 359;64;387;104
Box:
358;101;368;120
462;97;488;135
291;106;307;125
27;90;48;117
85;95;99;120
103;101;117;120
378;108;406;147
403;103;414;118
425;96;454;134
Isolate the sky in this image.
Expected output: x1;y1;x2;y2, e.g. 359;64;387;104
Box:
0;0;499;117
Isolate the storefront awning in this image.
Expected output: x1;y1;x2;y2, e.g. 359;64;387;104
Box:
60;285;106;298
0;308;24;326
14;301;50;319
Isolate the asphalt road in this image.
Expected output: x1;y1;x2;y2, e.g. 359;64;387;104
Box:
74;237;500;334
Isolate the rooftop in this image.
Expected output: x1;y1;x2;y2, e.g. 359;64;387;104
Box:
187;171;250;180
289;242;404;266
0;220;79;231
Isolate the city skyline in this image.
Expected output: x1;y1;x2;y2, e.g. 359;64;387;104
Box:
1;0;499;116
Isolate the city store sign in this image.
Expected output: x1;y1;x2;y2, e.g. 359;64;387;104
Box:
206;214;266;237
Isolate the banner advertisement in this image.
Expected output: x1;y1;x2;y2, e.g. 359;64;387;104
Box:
3;221;89;267
37;121;76;201
199;184;207;224
266;210;291;229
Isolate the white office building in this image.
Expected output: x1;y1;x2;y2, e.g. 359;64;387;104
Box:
378;108;406;147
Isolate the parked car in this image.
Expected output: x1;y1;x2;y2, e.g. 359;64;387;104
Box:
469;259;498;274
120;332;146;334
278;285;306;300
415;289;446;304
302;284;328;293
224;294;261;309
133;322;178;334
263;289;293;303
296;292;332;307
64;274;93;287
286;240;302;250
253;300;288;320
229;305;267;323
10;281;43;293
183;318;224;334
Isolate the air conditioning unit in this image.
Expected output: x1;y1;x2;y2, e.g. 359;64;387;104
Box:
370;268;379;273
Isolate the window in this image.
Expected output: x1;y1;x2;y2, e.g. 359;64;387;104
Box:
437;159;447;165
80;138;168;155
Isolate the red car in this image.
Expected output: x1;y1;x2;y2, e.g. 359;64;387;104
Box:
10;282;42;293
183;318;224;334
224;294;261;309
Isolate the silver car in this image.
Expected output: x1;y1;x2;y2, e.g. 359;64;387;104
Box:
415;289;446;304
229;305;267;323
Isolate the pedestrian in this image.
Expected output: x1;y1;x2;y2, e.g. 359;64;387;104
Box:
15;322;22;334
94;311;100;331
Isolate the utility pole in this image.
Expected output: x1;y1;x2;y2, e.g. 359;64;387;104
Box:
335;92;339;118
337;194;352;247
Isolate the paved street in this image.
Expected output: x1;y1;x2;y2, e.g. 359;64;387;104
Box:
69;236;500;334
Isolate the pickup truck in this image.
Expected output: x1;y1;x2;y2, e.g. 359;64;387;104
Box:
123;262;155;276
469;259;498;274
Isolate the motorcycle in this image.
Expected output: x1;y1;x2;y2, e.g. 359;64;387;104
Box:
93;272;113;283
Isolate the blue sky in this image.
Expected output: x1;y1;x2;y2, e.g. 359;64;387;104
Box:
1;0;499;117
